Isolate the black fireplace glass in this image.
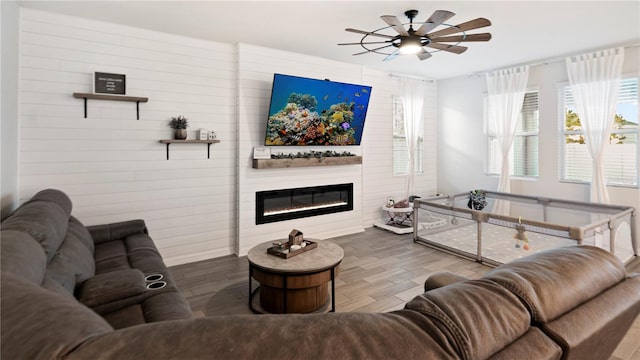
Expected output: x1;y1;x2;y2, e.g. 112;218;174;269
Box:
256;183;353;224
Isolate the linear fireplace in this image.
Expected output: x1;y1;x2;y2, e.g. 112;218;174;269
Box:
256;183;353;224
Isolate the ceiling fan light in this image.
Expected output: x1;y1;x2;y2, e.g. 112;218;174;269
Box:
399;38;422;54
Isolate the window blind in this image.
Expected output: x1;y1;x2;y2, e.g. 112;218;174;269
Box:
487;91;539;176
392;96;424;176
561;77;638;186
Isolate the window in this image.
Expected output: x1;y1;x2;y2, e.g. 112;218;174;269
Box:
486;91;539;177
559;77;638;186
393;96;423;176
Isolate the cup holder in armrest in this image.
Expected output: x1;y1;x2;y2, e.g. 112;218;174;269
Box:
145;274;164;282
146;281;167;290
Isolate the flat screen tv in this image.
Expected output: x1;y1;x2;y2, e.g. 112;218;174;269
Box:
264;73;372;146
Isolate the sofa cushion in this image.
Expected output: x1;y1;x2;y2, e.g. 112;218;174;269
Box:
43;265;77;294
94;240;131;273
77;269;147;308
0;272;113;360
94;235;165;275
29;188;73;213
102;304;147;330
45;231;97;295
0;230;47;284
87;219;148;245
405;279;531;360
142;291;193;322
488;327;562;360
424;271;468;291
1;193;71;263
42;275;76;297
68;215;95;256
540;275;640;360
482;245;626;323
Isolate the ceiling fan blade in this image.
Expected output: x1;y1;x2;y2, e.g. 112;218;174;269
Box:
417;48;432;60
346;28;396;39
383;49;400;62
380;15;409;36
426;42;468;54
430;33;492;42
353;44;394;56
338;41;392;46
426;18;491;38
415;10;456;36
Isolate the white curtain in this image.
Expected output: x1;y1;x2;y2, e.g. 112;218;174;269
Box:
566;47;624;204
486;66;529;215
400;77;427;199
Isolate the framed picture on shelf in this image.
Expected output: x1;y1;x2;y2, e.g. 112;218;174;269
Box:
253;147;271;160
94;72;126;95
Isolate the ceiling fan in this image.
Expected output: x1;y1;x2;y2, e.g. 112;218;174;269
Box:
338;10;492;61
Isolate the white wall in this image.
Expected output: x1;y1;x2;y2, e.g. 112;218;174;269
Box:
437;47;640;245
13;8;438;263
17;8;237;266
1;0;20;219
361;69;438;225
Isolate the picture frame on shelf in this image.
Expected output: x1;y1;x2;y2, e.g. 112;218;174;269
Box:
253;147;271;160
198;129;208;140
94;72;126;95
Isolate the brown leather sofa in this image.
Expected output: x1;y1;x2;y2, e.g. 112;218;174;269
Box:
0;189;192;329
2;189;639;360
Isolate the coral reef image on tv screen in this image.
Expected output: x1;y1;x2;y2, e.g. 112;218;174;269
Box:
265;74;372;146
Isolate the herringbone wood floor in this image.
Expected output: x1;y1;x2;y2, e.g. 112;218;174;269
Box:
170;227;640;360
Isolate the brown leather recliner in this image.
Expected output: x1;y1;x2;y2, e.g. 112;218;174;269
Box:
426;246;640;360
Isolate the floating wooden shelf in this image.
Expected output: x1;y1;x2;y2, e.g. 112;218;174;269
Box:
159;139;221;160
252;156;362;169
72;93;149;119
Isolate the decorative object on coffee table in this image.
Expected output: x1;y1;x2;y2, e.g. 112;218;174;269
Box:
289;229;304;245
267;229;317;258
268;239;317;259
169;115;189;140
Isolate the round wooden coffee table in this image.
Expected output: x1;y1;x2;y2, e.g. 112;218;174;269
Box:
247;240;343;314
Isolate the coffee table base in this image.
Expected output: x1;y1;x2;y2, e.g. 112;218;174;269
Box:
249;264;338;314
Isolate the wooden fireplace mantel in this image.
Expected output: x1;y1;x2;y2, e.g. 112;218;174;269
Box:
252;156;362;169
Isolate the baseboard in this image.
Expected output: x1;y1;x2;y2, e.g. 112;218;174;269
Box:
316;226;366;240
164;247;234;267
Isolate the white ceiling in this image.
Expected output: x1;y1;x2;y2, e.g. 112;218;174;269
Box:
17;0;640;80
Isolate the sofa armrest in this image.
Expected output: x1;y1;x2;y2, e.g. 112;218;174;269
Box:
77;269;146;308
424;272;468;292
87;220;148;245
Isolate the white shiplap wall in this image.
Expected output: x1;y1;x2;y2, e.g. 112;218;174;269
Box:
18;8;237;266
17;8;438;264
236;44;367;255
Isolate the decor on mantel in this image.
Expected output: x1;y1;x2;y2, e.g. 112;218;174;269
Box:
339;9;491;61
271;150;356;159
169;115;189;140
253;151;361;169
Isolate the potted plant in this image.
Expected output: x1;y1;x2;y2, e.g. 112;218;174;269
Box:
169;115;189;140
